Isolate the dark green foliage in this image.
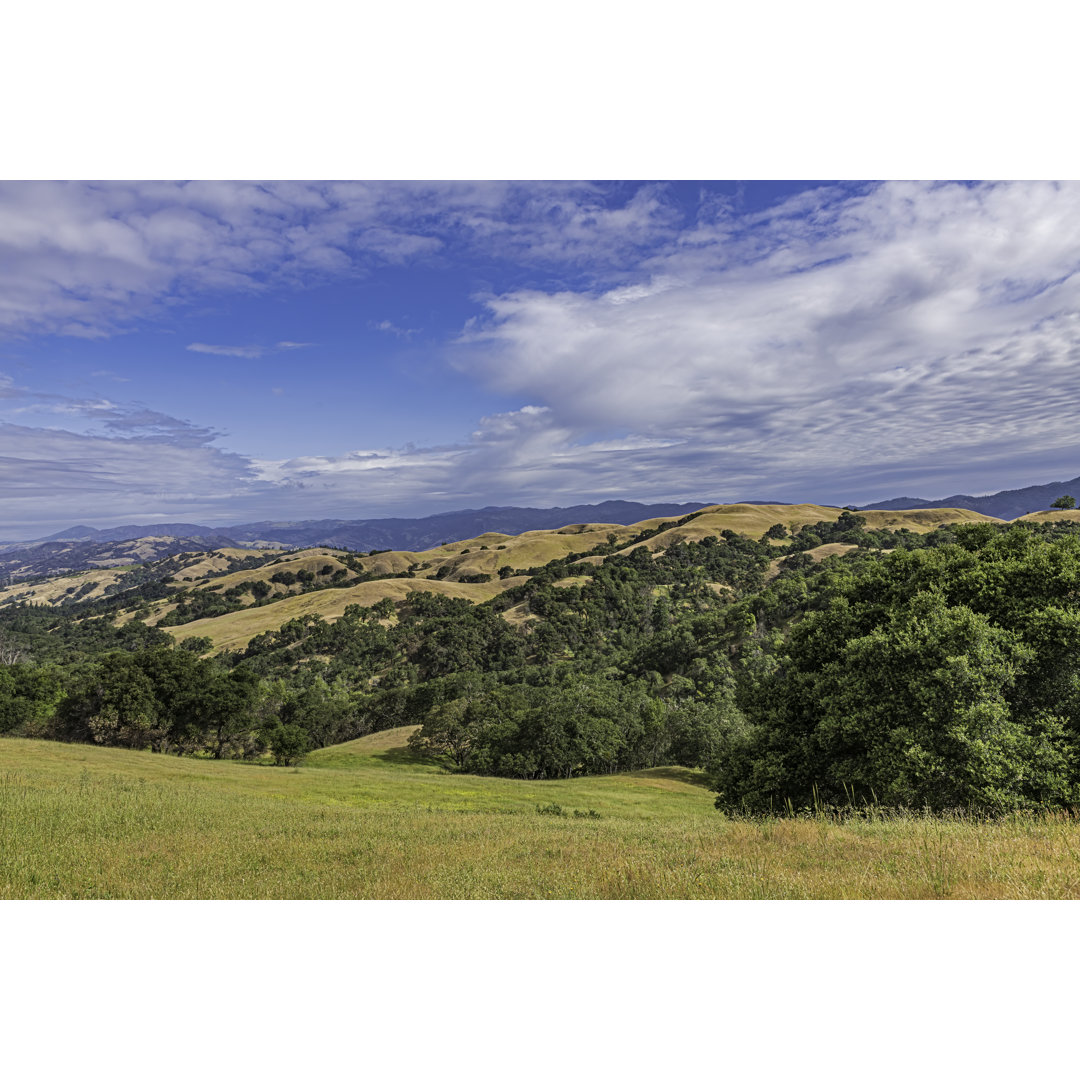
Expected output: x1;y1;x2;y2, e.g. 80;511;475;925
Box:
264;721;310;765
1052;496;1076;509
406;672;739;779
713;526;1080;813
179;635;213;654
0;663;66;735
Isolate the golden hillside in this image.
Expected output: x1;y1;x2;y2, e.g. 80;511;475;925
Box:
860;508;1004;531
7;501;1026;651
1016;509;1080;525
167;575;529;651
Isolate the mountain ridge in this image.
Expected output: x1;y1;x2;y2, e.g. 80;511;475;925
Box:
860;475;1080;519
15;500;711;552
0;500;709;581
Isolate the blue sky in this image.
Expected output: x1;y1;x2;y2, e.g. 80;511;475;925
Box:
3;179;1080;537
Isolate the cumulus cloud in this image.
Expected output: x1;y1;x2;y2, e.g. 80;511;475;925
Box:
455;181;1080;502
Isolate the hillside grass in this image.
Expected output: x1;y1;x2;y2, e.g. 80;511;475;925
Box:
765;542;859;580
189;550;353;593
0;565;135;606
4;734;1080;899
860;507;1004;531
1016;509;1080;525
166;575;528;651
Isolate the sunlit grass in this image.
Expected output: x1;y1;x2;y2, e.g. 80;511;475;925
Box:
3;733;1080;898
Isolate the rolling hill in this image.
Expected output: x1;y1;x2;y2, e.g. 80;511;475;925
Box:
6;477;1069;586
0;535;263;585
0;500;1014;653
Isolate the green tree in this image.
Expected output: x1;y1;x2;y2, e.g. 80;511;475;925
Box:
0;664;65;735
1051;495;1076;509
264;721;310;765
714;567;1077;812
56;653;162;749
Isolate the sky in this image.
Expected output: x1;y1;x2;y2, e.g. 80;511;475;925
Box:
3;178;1080;538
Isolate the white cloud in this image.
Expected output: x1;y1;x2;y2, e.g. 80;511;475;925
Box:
10;180;1080;530
454;181;1080;502
0;420;256;536
371;320;419;339
0;181;679;340
187;342;265;358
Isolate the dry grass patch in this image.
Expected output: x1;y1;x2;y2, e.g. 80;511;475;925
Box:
860;508;1004;531
0;565;136;607
1016;509;1080;525
191;551;355;594
766;542;859;581
167;576;527;651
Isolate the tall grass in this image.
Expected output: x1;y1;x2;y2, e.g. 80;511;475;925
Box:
3;737;1080;898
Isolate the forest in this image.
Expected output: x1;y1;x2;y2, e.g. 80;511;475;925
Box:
5;512;1080;813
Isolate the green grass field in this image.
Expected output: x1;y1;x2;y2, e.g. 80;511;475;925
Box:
4;730;1080;899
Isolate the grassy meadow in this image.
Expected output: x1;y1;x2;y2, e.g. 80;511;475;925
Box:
4;729;1080;899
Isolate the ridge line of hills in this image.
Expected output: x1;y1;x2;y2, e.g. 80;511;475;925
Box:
859;473;1080;518
4;499;712;551
3;472;1079;585
7;501;1080;657
9;470;1080;554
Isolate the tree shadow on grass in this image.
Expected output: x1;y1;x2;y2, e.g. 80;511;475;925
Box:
377;745;438;767
628;766;713;789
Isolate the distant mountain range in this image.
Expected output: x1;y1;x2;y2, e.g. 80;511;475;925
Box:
6;477;1080;584
23;500;711;550
0;500;710;580
860;475;1080;520
218;500;712;552
35;523;225;543
0;534;244;583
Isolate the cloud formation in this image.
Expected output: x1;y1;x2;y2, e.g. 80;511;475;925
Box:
0;420;255;535
0;181;677;339
187;342;265;358
457;180;1080;503
8;180;1080;533
371;320;419;339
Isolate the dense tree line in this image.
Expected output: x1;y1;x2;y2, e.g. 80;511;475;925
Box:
714;524;1080;812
